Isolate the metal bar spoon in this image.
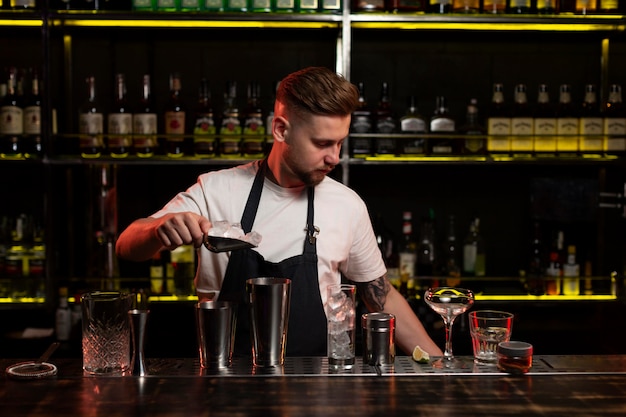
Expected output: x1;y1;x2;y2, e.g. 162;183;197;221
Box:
35;342;60;369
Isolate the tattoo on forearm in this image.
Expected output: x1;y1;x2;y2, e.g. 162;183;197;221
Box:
355;277;391;312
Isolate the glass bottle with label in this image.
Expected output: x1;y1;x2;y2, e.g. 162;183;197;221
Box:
23;68;42;159
133;74;158;158
242;81;265;158
603;84;626;155
250;0;271;11
579;84;603;154
575;0;596;14
164;72;186;158
0;67;24;159
536;0;558;13
545;230;564;295
452;0;479;12
399;95;426;156
299;0;318;12
462;217;485;277
417;211;437;291
350;81;373;157
352;0;385;11
483;0;506;12
429;95;457;155
390;0;426;12
220;81;242;158
507;0;532;13
398;211;417;298
274;0;295;11
78;75;104;158
193;78;217;158
429;0;452;13
562;245;580;296
487;83;511;155
597;0;619;13
374;82;397;156
510;84;534;156
458;98;486;155
320;0;341;12
107;73;132;158
155;0;179;10
534;84;557;155
555;84;579;155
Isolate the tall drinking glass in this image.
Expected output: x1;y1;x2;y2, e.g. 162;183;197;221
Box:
424;287;474;368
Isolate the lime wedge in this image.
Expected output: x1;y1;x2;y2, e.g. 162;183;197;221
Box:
412;345;430;363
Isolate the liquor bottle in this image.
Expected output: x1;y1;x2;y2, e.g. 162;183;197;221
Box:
56;287;72;342
579;84;604;154
22;68;42;159
398;211;417;297
350;81;373;157
179;0;200;10
510;84;534;156
219;81;242;158
0;67;23;159
132;74;158;158
533;84;557;155
107;73;132;158
320;0;342;13
536;0;558;13
458;98;486;155
429;95;457;155
559;0;576;12
429;0;452;13
562;245;580;296
164;72;186;158
352;0;385;11
390;0;426;12
299;0;318;12
250;0;271;11
452;0;479;12
132;0;155;10
441;214;461;287
374;82;397;156
597;0;620;13
373;213;399;288
78;75;104;158
507;0;532;12
555;84;579;155
274;0;295;11
193;78;217;158
545;230;564;295
575;0;596;14
603;84;626;155
527;222;546;295
5;215;29;297
265;81;279;155
462;217;485;277
483;0;506;12
487;83;511;155
399;95;427;156
10;0;37;8
155;0;178;10
242;81;266;158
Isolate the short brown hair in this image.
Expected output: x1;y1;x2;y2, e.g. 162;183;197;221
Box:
276;67;359;119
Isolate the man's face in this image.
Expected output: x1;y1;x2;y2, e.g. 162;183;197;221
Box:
282;113;350;187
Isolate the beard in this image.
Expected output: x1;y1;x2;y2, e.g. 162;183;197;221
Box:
283;145;331;187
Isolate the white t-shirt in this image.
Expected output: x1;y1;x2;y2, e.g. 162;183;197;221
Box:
151;161;386;306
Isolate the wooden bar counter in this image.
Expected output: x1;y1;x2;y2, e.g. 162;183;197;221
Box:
2;356;626;416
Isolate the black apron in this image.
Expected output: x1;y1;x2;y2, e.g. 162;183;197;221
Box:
218;160;327;356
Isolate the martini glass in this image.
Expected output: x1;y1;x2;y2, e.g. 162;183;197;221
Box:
424;287;475;368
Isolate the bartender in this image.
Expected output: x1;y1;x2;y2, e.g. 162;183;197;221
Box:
116;66;443;358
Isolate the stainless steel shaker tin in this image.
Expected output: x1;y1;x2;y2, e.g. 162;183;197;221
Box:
361;312;396;366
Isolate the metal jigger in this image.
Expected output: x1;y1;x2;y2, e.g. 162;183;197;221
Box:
129;309;150;376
